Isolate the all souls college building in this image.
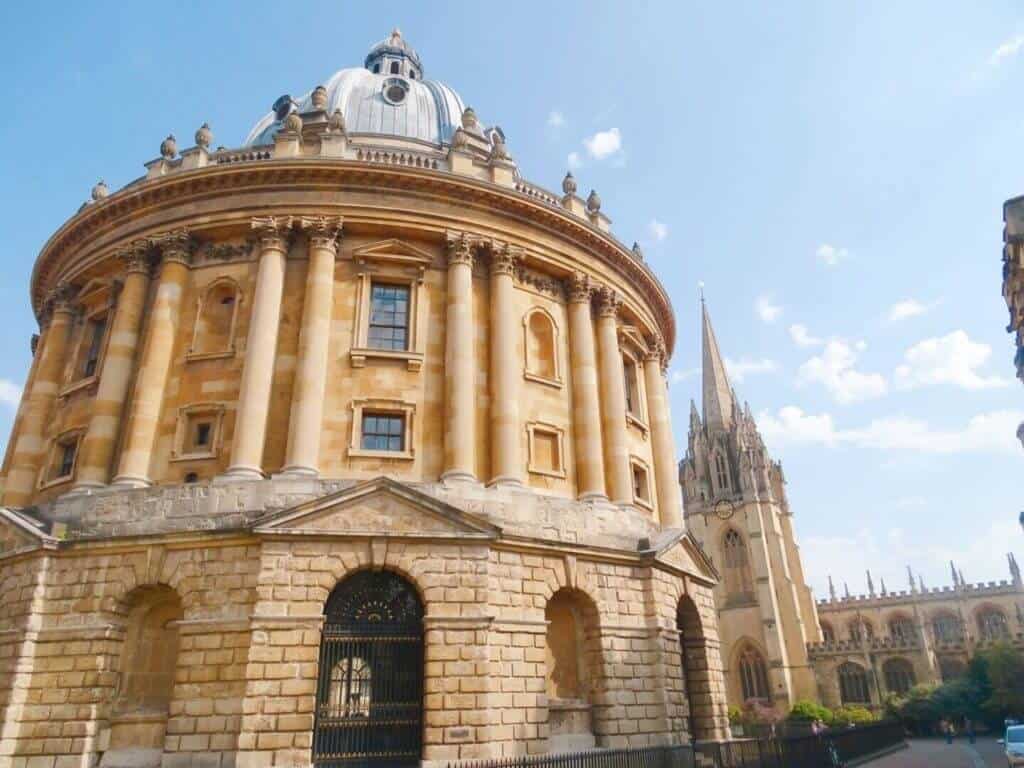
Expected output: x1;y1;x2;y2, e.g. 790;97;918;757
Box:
0;31;732;768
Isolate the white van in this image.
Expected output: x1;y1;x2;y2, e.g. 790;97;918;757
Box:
1005;724;1024;767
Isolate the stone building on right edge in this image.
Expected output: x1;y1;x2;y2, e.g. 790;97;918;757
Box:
681;301;1024;715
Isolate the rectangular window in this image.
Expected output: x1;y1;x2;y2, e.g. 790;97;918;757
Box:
49;439;78;481
78;317;106;380
194;422;211;448
632;464;650;503
623;359;639;417
533;430;560;473
367;284;410;351
361;413;405;452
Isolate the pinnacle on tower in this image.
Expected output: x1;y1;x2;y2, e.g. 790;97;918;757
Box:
950;560;959;587
880;577;887;596
828;574;837;601
866;570;875;597
919;574;926;593
701;300;735;431
907;565;916;593
1009;552;1021;585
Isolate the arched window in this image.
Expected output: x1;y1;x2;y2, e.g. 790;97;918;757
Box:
848;618;874;643
888;615;916;643
931;613;963;644
714;453;729;491
523;309;558;382
545;588;597;702
191;279;240;356
838;662;870;704
113;586;183;715
820;621;836;645
328;656;372;718
722;529;754;602
978;608;1009;641
737;644;770;702
883;658;915;695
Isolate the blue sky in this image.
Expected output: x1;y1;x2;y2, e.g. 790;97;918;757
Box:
0;3;1020;597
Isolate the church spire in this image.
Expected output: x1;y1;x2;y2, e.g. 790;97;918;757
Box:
701;299;734;431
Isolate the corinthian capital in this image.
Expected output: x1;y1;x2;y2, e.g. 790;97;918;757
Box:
644;333;668;371
299;216;344;252
41;281;76;324
251;216;294;252
117;239;153;275
594;285;621;319
157;229;194;266
445;231;475;267
488;242;520;276
566;271;592;304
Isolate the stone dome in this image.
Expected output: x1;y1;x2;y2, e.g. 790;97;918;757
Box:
245;29;477;149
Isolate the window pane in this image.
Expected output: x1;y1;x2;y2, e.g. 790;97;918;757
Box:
361;413;405;452
368;284;411;351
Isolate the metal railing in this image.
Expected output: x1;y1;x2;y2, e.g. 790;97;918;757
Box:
447;721;904;768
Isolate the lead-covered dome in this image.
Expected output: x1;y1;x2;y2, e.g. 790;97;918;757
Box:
245;29;475;149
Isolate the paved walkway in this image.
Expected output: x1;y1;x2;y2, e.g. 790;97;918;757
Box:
863;737;1004;767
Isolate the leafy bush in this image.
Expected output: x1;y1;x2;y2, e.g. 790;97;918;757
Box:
788;700;834;725
728;705;743;725
832;706;876;726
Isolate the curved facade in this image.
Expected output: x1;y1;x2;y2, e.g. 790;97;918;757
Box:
0;32;730;768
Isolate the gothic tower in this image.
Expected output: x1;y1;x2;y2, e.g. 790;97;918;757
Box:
680;301;821;711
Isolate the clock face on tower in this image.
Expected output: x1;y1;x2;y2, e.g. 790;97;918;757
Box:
714;499;735;521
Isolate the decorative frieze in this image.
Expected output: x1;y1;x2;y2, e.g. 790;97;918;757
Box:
515;264;565;300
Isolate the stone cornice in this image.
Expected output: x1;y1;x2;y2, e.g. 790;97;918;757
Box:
31;160;675;355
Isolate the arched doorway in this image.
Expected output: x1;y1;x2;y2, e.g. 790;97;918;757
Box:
313;570;424;767
677;595;716;742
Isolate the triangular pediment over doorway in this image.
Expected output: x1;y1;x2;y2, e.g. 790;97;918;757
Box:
0;508;57;557
646;529;719;585
252;477;501;540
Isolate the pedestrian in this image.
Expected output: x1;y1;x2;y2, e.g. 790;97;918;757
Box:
966;720;975;745
942;720;953;745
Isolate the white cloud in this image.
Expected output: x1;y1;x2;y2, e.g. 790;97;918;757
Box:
757;405;1024;455
992;34;1024;64
887;299;929;322
567;151;582;170
789;323;822;348
0;380;20;409
648;219;668;242
755;295;782;323
547;110;565;128
798;340;888;404
724;357;778;383
670;368;698;385
816;243;848;267
894;330;1009;391
583;128;622;160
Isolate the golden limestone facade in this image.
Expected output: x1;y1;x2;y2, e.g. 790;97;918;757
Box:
0;31;730;768
681;304;1024;715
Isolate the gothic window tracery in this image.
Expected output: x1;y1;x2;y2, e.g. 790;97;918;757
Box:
931;613;963;644
722;529;754;602
820;621;836;645
737;644;770;702
838;662;870;704
888;615;916;643
977;607;1009;641
882;658;915;695
714;452;729;492
848;618;874;643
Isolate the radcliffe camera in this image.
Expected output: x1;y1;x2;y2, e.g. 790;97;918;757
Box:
0;6;1020;768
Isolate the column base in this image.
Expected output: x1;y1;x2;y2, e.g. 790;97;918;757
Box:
215;466;266;483
110;475;152;489
441;470;478;485
64;480;106;497
276;465;319;479
487;475;524;490
577;490;609;503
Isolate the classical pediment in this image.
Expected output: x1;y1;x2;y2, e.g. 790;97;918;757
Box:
352;238;434;269
0;508;54;557
252;477;501;539
647;530;719;584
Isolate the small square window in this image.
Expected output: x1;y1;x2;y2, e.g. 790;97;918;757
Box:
361;413;405;452
46;437;78;483
367;284;410;351
533;430;560;473
632;464;650;504
173;406;224;461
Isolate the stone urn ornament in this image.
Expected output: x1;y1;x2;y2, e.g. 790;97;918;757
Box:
159;134;177;159
194;123;213;149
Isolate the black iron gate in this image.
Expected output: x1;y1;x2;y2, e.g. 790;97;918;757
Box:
313;570;425;768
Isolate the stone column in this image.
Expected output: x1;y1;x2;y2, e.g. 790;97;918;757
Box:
442;233;476;483
73;247;152;490
224;216;290;480
1;286;75;506
594;287;631;505
282;216;342;476
488;243;522;486
566;272;606;500
113;233;192;487
643;342;683;527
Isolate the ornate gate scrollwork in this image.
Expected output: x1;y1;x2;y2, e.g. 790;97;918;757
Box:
313;570;424;767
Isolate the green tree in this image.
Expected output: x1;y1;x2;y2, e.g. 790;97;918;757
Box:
787;700;834;725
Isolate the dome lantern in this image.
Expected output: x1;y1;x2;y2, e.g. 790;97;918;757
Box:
364;28;423;80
